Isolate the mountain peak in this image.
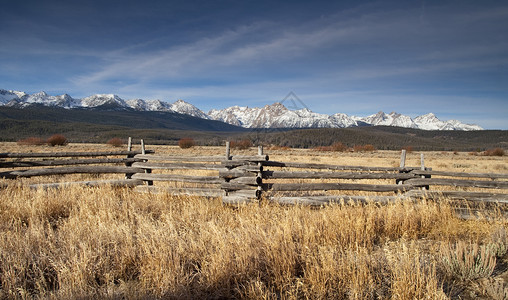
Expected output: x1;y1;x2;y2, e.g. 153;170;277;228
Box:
170;100;209;119
0;89;28;104
80;94;126;108
33;91;48;97
0;89;484;131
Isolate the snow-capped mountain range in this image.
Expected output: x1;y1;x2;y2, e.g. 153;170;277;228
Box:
0;89;483;131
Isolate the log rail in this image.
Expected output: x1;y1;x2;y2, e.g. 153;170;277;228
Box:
0;139;152;187
1;141;507;207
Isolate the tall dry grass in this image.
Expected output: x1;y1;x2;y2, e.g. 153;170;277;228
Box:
0;183;507;299
1;143;507;298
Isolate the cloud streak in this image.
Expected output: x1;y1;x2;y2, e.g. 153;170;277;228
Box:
1;0;507;129
70;3;508;87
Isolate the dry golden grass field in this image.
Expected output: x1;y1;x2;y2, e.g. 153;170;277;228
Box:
1;142;508;299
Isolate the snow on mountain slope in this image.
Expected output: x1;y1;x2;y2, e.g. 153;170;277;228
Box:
443;119;483;131
208;103;358;128
330;113;358;128
126;99;173;111
0;89;28;105
413;113;445;130
413;113;482;131
208;106;245;126
208;103;296;128
80;94;127;108
25;91;78;108
209;103;482;131
0;88;484;131
170;100;209;119
362;111;417;128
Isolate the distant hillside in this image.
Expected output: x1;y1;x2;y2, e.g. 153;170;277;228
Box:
0;105;242;131
0;106;244;143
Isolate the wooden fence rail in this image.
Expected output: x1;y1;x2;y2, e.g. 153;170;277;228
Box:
410;170;508;180
215;147;508;206
0;150;152;158
1;141;507;207
2;166;144;179
0;138;152;188
130;142;267;200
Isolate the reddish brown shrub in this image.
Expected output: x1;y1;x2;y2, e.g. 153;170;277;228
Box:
403;146;414;153
178;138;196;149
364;144;376;152
484;148;505;156
331;142;348;152
46;134;67;146
230;140;252;150
17;137;46;146
107;138;124;147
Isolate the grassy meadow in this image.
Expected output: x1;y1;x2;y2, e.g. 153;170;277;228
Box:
1;142;508;299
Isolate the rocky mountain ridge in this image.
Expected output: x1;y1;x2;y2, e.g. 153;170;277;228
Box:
0;89;483;131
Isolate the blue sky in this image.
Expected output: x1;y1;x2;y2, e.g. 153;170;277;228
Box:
1;0;507;129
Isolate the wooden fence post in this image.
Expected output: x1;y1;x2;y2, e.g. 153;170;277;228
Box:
223;142;231;196
397;149;407;185
420;153;429;190
257;145;264;200
125;137;134;179
225;141;231;160
258;145;263;156
127;137;132;151
400;149;407;169
140;139;153;186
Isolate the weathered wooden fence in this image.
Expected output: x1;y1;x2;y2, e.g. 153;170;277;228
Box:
1;141;507;207
216;147;425;205
129;145;508;206
132;142;267;201
0;138;153;189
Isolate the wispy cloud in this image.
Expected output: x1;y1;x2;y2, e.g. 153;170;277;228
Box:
69;2;508;94
2;0;507;128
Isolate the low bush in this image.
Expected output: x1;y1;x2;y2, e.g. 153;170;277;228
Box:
46;134;67;146
331;142;348;152
439;241;497;281
17;137;46;146
178;138;196;149
403;146;414;153
107;138;124;147
484;148;505;156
